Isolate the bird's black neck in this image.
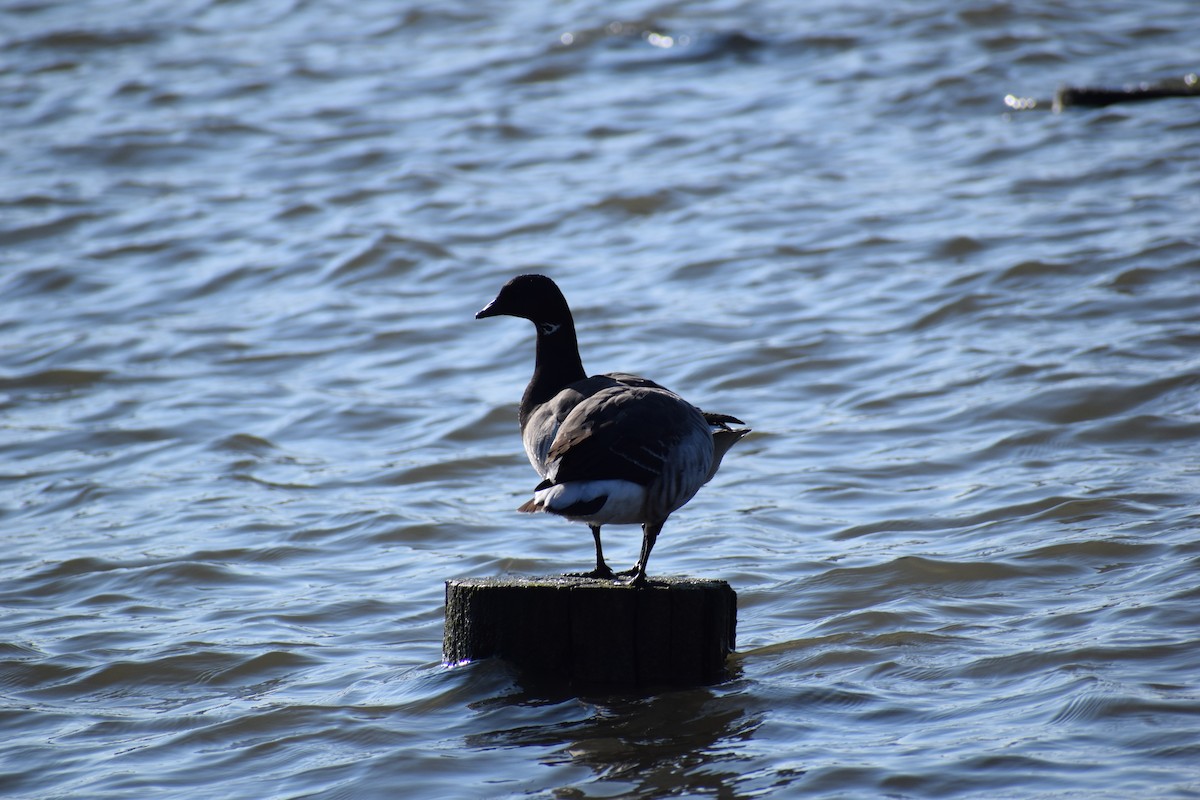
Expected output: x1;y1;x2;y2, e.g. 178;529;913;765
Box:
520;319;587;428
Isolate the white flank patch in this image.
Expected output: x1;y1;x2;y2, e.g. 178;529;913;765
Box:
531;480;647;525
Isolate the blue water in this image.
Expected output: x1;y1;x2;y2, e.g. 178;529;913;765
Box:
3;0;1200;797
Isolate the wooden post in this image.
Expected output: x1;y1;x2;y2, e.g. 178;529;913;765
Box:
444;576;736;690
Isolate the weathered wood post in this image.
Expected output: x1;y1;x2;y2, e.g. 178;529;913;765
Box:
444;576;736;690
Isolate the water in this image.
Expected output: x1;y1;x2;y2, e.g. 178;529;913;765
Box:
3;0;1199;797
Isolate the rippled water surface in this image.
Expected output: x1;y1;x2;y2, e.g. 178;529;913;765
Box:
4;0;1200;797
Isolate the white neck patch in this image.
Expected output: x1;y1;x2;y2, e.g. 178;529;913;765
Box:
538;322;561;335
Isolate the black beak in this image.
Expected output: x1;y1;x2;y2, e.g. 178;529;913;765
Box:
476;289;511;319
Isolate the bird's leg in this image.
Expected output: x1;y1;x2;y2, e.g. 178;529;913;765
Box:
565;525;615;579
625;520;663;588
615;522;647;577
589;524;615;578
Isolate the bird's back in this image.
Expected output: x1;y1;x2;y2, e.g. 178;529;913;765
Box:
539;383;715;521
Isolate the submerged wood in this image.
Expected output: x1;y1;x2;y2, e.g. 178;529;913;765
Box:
443;575;736;690
1004;73;1200;112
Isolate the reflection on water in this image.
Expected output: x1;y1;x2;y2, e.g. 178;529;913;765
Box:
468;675;764;798
3;0;1200;796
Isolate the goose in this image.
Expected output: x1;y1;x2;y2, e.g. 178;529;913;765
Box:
476;274;749;586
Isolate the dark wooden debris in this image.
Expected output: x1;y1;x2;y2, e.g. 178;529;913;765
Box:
1005;73;1200;112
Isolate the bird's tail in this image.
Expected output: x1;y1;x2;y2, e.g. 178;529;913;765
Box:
517;479;644;523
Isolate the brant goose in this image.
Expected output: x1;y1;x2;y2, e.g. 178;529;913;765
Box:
476;274;749;586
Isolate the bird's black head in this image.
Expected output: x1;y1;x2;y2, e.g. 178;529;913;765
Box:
476;274;573;331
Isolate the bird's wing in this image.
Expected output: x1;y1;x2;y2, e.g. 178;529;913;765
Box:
522;375;624;476
601;372;669;391
605;373;745;429
546;386;712;489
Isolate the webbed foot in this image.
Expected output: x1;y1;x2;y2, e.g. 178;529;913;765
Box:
565;566;616;580
624;571;648;588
